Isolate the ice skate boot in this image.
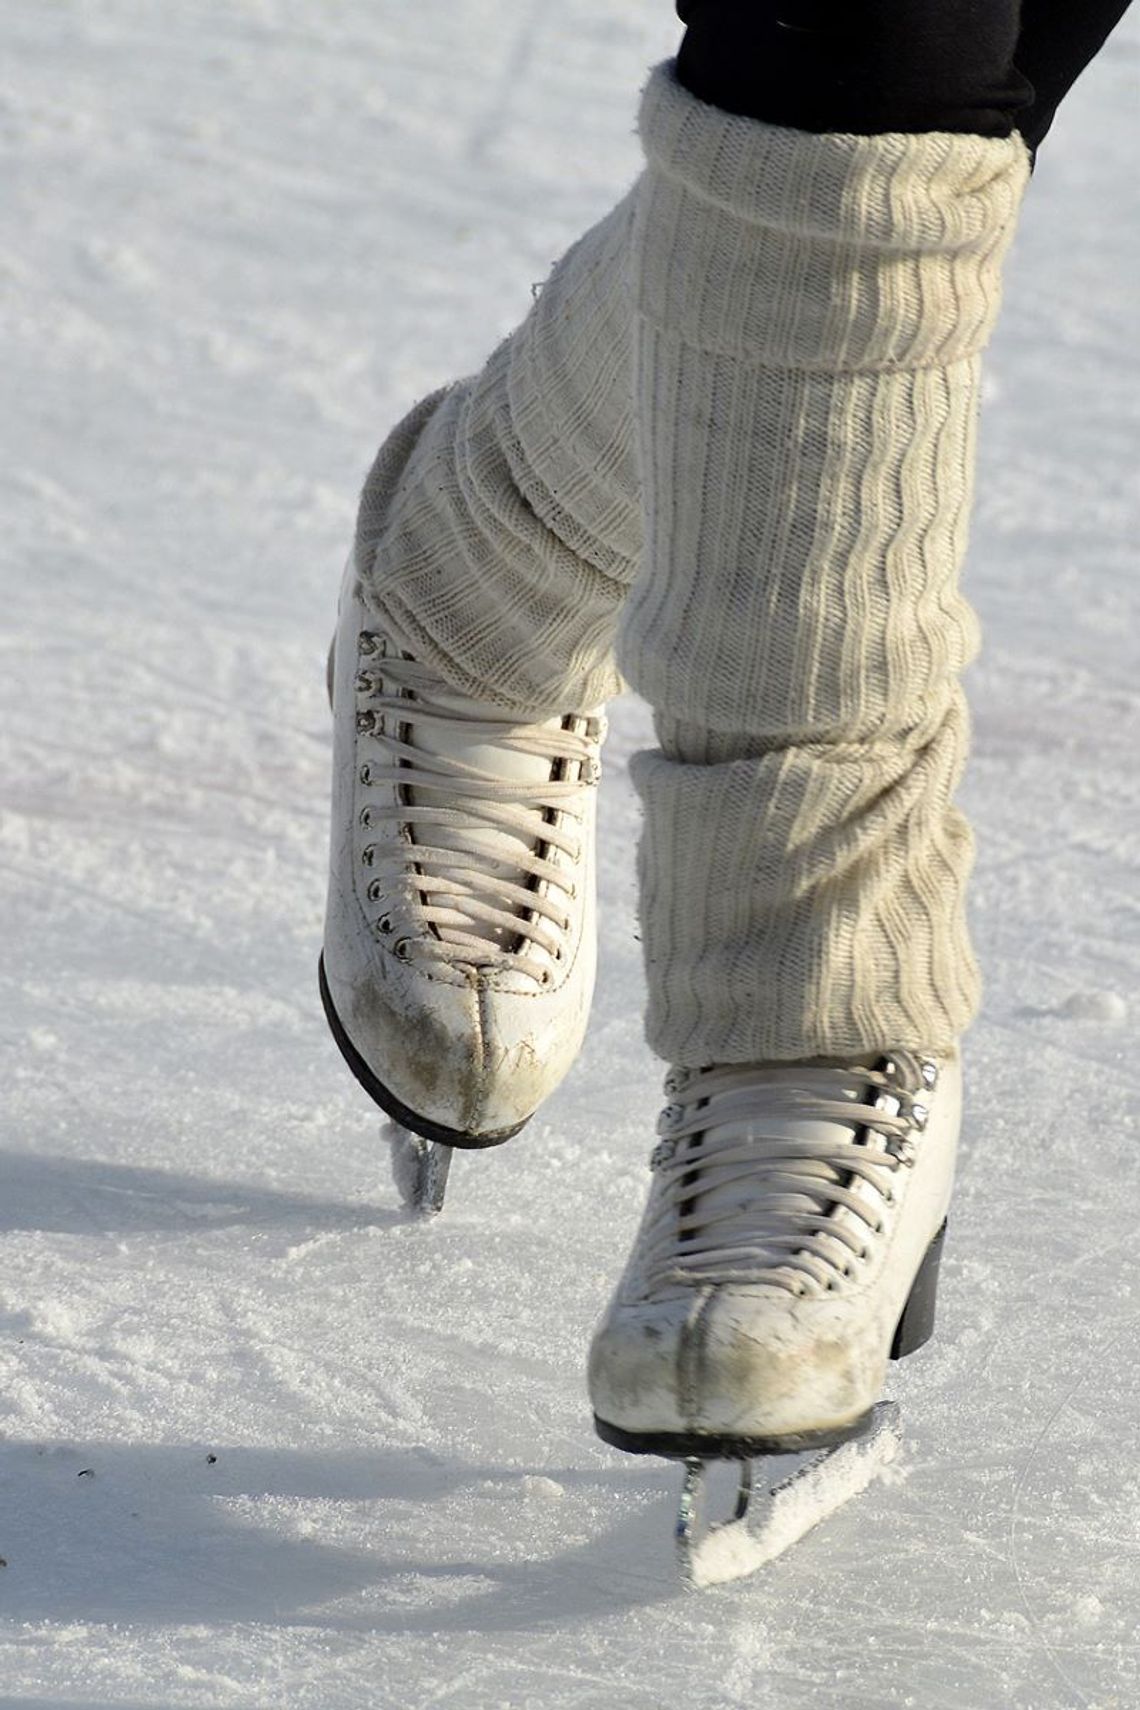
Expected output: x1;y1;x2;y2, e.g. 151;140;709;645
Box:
588;1048;956;1584
321;560;604;1213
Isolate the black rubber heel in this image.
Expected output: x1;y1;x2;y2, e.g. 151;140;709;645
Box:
890;1219;948;1361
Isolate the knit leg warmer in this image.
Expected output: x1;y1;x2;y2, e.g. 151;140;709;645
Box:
354;193;641;719
619;65;1030;1065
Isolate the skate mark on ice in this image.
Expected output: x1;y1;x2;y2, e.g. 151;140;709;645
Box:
1009;1317;1133;1709
466;0;543;166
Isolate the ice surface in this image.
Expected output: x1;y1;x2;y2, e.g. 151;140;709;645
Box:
1;2;1137;1705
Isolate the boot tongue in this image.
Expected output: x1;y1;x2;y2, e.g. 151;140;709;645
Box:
682;1062;884;1272
402;686;561;954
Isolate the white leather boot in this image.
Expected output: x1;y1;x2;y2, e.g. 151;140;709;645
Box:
588;1048;958;1454
321;559;604;1146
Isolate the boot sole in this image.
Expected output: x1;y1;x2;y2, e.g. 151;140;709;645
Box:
593;1218;949;1462
319;954;530;1150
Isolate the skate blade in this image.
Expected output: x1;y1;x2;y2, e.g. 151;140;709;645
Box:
676;1401;902;1589
384;1121;453;1217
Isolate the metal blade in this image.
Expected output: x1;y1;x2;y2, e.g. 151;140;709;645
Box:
385;1122;453;1216
677;1401;903;1589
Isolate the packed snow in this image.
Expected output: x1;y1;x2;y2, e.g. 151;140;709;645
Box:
2;2;1137;1705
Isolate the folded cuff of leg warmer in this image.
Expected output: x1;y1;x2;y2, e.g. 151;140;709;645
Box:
631;700;981;1064
635;60;1030;369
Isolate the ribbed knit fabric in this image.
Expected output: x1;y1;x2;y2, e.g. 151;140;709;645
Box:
619;64;1030;1064
354;193;641;719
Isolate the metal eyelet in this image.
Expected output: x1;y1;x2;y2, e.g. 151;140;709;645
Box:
354;671;374;695
910;1102;929;1131
366;880;384;903
357;631;379;657
358;806;372;830
359;762;373;786
582;758;601;786
393;938;410;961
650;1136;678;1172
356;710;376;735
663;1067;691;1097
656;1102;685;1136
360;844;375;868
921;1059;939;1089
376;913;393;934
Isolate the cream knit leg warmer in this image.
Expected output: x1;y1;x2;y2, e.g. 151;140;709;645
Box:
354;193;641;719
619;65;1030;1065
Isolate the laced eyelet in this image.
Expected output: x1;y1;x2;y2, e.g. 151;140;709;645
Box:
359;762;373;786
360;844;375;868
354;671;374;695
367;880;384;903
650;1136;678;1172
376;913;393;933
356;710;376;735
357;631;379;657
359;806;372;830
393;938;410;961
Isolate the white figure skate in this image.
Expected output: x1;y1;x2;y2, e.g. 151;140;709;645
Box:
588;1049;956;1584
321;559;604;1213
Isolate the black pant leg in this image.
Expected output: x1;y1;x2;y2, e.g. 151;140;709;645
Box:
675;0;1132;148
675;0;1029;136
1014;0;1133;149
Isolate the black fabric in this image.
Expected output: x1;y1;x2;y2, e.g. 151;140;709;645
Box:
675;0;1132;152
1013;0;1133;147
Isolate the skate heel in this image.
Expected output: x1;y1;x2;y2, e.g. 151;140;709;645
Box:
890;1219;947;1360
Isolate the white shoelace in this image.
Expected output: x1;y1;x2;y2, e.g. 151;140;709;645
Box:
643;1054;936;1298
357;654;600;983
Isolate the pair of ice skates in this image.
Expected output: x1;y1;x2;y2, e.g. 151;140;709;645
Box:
317;55;1030;1587
319;558;957;1588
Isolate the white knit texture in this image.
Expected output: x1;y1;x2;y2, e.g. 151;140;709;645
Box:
619;65;1030;1064
354;192;640;718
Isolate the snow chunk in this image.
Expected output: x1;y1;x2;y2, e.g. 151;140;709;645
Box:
518;1475;565;1502
1058;990;1128;1023
1073;1593;1104;1627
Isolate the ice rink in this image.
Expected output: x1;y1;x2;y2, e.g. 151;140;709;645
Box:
2;3;1137;1703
